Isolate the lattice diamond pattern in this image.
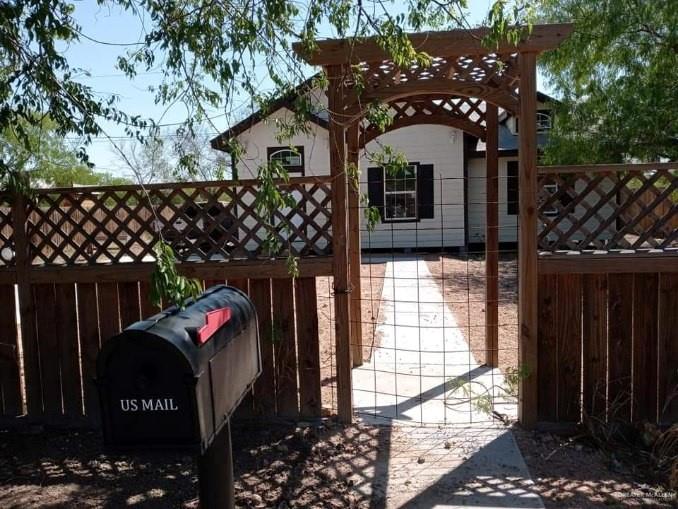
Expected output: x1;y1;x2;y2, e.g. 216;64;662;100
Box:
361;95;487;144
25;179;333;267
351;53;519;107
538;168;678;252
0;202;14;267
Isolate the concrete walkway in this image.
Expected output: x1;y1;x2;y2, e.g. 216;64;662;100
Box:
353;257;517;424
352;258;541;508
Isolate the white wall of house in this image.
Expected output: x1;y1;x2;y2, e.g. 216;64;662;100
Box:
360;124;465;249
233;111;467;249
467;156;519;244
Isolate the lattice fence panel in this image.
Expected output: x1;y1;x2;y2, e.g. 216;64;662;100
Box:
537;166;678;253
0;202;14;267
25;178;333;267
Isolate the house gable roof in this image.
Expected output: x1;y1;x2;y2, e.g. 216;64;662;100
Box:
210;79;558;153
210;77;328;152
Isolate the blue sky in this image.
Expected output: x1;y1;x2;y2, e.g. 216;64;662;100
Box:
67;1;550;177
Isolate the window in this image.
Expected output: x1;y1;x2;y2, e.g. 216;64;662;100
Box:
536;110;553;132
511;109;553;134
267;146;304;174
541;183;560;217
506;160;519;215
367;163;435;223
384;165;418;221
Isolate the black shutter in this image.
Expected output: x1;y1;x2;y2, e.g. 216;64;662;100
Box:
367;167;384;221
417;164;434;219
507;160;519;215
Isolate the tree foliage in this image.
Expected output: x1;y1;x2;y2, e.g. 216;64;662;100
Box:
1;117;129;188
1;0;534;305
539;0;678;164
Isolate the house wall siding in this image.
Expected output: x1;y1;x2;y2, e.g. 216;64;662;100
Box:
234;114;467;249
467;156;519;244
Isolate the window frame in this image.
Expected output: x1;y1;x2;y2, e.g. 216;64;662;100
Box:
266;145;305;174
541;182;560;217
382;163;419;223
536;110;553;133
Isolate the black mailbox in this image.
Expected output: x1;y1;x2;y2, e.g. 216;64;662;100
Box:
97;285;260;454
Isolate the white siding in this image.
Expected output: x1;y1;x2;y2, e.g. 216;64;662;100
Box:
467;156;519;244
360;124;465;249
233;115;467;249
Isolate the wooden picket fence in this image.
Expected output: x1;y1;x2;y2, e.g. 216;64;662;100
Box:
0;276;325;426
0;177;335;427
536;163;678;427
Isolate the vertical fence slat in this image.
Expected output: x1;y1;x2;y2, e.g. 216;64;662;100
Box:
34;283;59;418
55;283;82;419
97;283;121;342
557;274;582;422
658;273;678;424
537;274;558;421
139;281;161;318
608;273;634;421
272;278;298;417
0;284;21;416
582;274;608;419
249;279;276;416
118;281;141;328
295;277;321;418
78;283;101;425
632;273;659;422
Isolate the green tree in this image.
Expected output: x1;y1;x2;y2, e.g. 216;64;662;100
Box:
0;0;533;306
1;118;129;187
539;0;678;164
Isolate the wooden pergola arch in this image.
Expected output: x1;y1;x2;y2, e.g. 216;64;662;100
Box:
359;94;488;147
294;23;573;426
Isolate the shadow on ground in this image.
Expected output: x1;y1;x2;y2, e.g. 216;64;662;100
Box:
1;421;670;508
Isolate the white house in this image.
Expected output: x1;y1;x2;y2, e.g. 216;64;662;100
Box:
210;83;555;251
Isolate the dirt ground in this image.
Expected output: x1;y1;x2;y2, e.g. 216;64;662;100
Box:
1;423;673;508
425;253;519;373
513;427;675;508
316;261;386;413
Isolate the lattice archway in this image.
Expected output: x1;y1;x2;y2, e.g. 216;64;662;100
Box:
294;24;574;426
359;94;488;147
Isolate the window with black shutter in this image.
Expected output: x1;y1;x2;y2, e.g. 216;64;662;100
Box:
366;163;435;223
507;160;519;215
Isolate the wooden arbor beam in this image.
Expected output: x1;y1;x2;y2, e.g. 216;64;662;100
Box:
326;64;353;423
485;103;499;368
518;52;539;428
294;24;574;65
347;123;363;368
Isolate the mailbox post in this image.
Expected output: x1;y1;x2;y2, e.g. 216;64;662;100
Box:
97;285;261;509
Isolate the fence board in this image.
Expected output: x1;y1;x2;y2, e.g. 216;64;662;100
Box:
658;273;678;424
537;274;558;421
272;278;299;417
0;284;20;416
632;273;659;422
78;283;101;425
55;284;82;418
138;281;161;318
249;279;276;416
557;274;582;422
118;281;141;327
582;274;608;418
33;284;59;417
97;283;121;342
607;274;634;421
295;277;321;418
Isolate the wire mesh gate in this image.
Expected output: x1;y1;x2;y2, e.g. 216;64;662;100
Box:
347;172;520;425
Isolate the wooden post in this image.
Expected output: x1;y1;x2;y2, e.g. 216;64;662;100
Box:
12;193;41;416
518;52;539;428
347;123;363;368
485;103;499;368
327;64;353;423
